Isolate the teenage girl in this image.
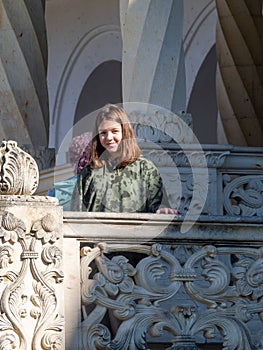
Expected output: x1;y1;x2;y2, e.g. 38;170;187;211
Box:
71;104;177;214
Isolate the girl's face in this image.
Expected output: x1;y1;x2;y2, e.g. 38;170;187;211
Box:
98;119;123;157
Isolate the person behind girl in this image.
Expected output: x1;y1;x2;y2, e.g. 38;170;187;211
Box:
70;103;177;214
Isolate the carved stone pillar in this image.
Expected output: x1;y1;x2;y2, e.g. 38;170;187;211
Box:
120;0;186;113
216;0;263;146
0;1;54;168
0;141;64;349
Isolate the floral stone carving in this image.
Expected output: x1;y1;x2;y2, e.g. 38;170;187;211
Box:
0;210;64;349
0;140;39;195
81;242;263;349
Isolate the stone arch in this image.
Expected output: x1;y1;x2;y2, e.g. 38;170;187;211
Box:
73;60;122;137
50;24;122;160
184;1;217;108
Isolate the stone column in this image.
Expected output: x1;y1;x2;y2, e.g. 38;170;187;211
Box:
216;0;263;146
119;1;195;211
0;141;64;349
120;0;186;113
0;1;54;169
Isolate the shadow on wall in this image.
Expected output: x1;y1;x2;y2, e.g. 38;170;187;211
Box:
74;60;122;137
187;45;218;144
73;51;218;145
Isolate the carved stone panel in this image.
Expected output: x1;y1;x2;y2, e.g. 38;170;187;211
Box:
80;242;263;350
223;174;263;216
0;196;64;350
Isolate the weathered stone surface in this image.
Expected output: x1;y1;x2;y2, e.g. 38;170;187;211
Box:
0;140;39;195
63;212;263;349
216;0;263;146
0;196;64;350
121;0;186;113
0;0;49;149
21;144;55;171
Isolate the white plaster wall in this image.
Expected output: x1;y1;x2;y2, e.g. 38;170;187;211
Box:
45;0;121;162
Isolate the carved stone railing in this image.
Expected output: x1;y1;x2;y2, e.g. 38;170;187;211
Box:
55;142;263;349
2;140;263;349
63;212;263;350
142;144;263;219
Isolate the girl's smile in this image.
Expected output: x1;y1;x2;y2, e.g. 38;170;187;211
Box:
98;120;122;157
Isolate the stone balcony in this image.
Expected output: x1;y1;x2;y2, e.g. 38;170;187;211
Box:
62;142;263;349
63;211;263;350
1;140;263;349
63;145;263;350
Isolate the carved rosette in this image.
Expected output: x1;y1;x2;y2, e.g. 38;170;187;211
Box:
81;242;263;349
0;140;39;195
0;210;64;349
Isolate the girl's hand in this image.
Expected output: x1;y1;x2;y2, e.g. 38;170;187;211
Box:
156;208;179;214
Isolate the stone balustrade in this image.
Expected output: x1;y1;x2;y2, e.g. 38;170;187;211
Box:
1;140;263;349
61;143;263;349
63;212;263;350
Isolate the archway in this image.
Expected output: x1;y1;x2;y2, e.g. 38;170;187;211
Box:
73;60;122;136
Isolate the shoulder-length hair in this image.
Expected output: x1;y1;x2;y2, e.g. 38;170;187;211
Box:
88;104;141;169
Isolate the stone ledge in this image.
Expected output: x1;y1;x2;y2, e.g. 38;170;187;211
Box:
63;212;263;245
0;194;59;205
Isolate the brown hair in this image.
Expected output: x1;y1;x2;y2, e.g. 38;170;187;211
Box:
88;104;141;168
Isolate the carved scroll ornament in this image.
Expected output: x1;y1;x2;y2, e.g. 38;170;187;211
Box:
81;243;263;349
0;140;39;195
223;175;263;216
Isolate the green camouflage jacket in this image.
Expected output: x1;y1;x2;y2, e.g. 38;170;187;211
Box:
70;157;164;213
